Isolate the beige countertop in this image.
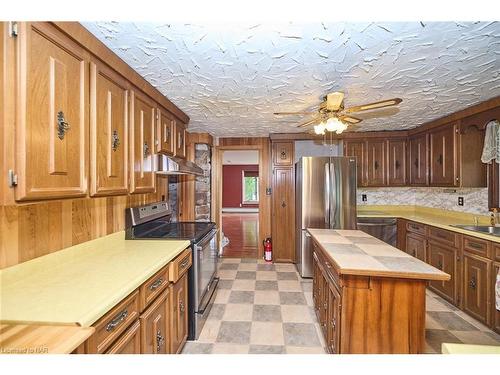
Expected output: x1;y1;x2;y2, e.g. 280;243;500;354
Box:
442;343;500;354
308;228;450;281
0;231;190;327
0;324;94;354
357;205;500;243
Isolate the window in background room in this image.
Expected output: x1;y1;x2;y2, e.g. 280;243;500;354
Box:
242;170;259;203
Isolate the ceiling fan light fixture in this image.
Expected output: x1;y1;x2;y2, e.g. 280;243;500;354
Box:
314;122;326;135
335;122;348;134
325;117;343;132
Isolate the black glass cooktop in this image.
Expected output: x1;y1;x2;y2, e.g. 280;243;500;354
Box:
131;220;216;243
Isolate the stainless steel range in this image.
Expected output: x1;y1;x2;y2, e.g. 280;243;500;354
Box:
125;201;218;340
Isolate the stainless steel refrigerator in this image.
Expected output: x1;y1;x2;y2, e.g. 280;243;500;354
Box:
295;156;357;277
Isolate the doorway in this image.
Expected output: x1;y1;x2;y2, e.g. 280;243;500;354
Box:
220;150;260;258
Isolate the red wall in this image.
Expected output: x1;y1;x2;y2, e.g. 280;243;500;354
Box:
222;165;259;208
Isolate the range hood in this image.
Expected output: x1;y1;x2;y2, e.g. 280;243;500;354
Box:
156;154;204;176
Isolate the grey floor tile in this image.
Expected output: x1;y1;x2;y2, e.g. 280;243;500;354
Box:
218;280;234;289
207;303;226;320
277;272;299;280
253;304;282;322
301;281;313;292
425;329;462;353
181;342;214;354
236;271;257;280
257;264;276;271
219;263;239;270
283;323;321;347
229;290;255;304
279;291;307;305
241;258;258;263
216;321;252;344
249;345;286;354
427;311;478;331
255;280;279;291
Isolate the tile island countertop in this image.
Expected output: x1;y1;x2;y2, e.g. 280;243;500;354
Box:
0;231;190;327
307;228;450;281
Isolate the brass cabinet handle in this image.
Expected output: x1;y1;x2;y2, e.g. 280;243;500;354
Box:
374;161;379;170
468;242;483;250
149;278;164;291
57;111;70;140
144;142;150;157
331;318;336;330
156;330;165;352
414;158;419;169
179;300;185;314
111;130;120;151
437;154;443;165
437;260;443;270
105;309;128;332
412;250;417;257
180;258;189;269
395;160;400;170
281;201;286;208
469;277;477;290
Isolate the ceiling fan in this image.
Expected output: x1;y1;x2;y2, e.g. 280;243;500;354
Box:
274;92;402;135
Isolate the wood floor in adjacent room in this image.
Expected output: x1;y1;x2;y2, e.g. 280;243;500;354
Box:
182;258;500;354
221;213;259;258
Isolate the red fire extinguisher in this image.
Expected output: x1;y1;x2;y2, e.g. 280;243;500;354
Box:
263;238;272;263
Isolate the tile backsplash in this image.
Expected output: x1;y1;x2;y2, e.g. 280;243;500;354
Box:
357;187;489;215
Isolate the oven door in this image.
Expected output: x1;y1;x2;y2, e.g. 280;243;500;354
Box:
193;229;218;311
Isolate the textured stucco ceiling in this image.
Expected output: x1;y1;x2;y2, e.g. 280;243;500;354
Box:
83;22;500;137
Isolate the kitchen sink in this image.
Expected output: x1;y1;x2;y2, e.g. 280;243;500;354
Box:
452;225;500;237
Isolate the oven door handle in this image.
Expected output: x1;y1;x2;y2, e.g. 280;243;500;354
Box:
194;229;218;251
197;277;219;315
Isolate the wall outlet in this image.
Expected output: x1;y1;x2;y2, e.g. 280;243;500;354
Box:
362;194;367;202
266;187;272;195
458;196;464;206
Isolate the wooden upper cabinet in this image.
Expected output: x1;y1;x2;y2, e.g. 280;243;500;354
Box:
366;139;386;186
387;138;407;186
409;133;428;186
272;142;294;166
343;140;366;187
14;22;88;201
129;90;156;194
89;60;129;196
174;122;186;159
429;123;458;186
156;108;175;155
457;118;488;188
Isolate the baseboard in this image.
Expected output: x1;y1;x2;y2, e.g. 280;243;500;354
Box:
222;207;259;213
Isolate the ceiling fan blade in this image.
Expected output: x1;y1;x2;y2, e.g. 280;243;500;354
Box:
344;98;402;113
326;92;344;111
339;115;362;124
273;111;315;116
297;118;320;128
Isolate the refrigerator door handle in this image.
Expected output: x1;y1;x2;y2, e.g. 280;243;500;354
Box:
324;163;330;226
330;163;337;228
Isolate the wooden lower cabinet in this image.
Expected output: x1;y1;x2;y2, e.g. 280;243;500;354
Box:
427;240;459;304
105;320;141;354
326;281;341;354
462;253;491;325
170;272;188;354
140;289;170;354
406;233;426;262
493;262;500;334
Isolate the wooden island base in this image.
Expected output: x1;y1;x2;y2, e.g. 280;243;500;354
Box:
310;229;449;354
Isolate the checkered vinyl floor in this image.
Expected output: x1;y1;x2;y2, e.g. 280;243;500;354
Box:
181;257;500;354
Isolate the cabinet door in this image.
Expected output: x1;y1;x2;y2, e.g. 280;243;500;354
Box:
170;273;188;354
493;262;500;334
174;122;186;159
366;139;387;186
427;241;459;304
327;282;341;354
130;90;155;193
105;320;141;354
429;124;458;186
409;134;428;186
462;253;491;325
156;108;175;155
89;60;128;196
319;269;329;337
15;22;88;201
406;233;426;262
140;289;170;354
387;138;407;186
272;142;294;166
272;167;295;262
343;140;366;187
312;252;320;316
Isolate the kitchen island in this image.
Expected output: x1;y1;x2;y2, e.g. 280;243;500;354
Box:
308;228;450;354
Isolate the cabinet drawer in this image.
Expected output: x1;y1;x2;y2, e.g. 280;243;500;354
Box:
139;265;170;312
406;221;426;235
463;236;491;259
87;290;140;354
104;320;141;354
427;226;459;247
493;244;500;262
169;249;192;283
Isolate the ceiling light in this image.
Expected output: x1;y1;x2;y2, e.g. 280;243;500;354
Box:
314;122;326;135
335;122;348;134
325;117;343;132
